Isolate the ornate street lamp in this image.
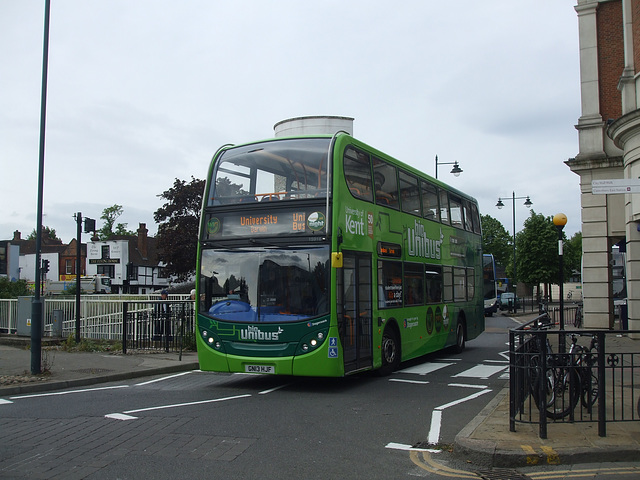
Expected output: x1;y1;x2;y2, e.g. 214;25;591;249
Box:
435;155;462;179
496;192;533;293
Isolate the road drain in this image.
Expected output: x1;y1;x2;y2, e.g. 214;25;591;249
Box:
476;468;533;480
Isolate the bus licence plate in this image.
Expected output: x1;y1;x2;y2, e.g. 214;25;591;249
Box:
245;365;275;374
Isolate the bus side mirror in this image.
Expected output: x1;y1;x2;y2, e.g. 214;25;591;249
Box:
331;252;343;268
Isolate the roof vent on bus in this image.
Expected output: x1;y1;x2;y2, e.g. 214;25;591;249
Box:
273;115;354;137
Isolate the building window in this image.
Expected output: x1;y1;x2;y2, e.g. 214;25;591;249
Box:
101;245;110;259
65;260;74;275
97;265;115;278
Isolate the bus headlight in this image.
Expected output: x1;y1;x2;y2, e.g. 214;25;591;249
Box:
297;329;328;355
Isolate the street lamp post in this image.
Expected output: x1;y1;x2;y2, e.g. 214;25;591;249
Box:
496;192;533;294
31;0;51;375
434;155;462;179
554;213;568;351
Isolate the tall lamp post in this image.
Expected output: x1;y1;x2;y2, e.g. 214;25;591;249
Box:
434;155;462;179
554;213;567;351
31;0;51;375
496;192;532;292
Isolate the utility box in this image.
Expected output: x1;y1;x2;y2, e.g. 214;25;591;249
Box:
51;309;64;337
16;296;45;337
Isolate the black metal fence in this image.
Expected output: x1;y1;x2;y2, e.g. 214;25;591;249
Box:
498;296;583;320
509;313;640;439
122;300;195;359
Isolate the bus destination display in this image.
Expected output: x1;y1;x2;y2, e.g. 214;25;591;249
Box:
206;208;326;239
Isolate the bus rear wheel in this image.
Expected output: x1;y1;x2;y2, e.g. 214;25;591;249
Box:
452;321;465;354
379;326;400;376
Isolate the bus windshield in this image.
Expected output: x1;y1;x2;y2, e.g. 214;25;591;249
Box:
199;245;330;322
208;138;331;205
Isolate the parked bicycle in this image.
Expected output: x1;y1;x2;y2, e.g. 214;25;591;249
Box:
573;302;583;328
527;318;598;419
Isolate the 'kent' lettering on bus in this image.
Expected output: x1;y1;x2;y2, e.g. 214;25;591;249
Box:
345;207;365;236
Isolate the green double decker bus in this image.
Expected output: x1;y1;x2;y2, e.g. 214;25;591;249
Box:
196;132;484;377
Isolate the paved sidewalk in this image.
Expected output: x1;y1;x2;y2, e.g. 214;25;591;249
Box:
453;312;640;468
0;335;199;396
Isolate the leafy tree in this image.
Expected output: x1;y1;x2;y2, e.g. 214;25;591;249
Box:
480;214;512;269
154;177;205;282
516;210;569;299
564;231;582;276
0;278;31;298
98;205;135;239
27;226;62;244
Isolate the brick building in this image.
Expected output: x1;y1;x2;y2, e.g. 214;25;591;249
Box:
568;0;638;329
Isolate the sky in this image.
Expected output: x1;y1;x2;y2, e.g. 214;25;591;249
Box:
1;1;582;244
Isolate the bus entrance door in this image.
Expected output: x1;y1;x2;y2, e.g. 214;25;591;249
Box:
339;252;373;374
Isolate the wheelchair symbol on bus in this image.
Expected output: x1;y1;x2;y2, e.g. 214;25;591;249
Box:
328;337;338;358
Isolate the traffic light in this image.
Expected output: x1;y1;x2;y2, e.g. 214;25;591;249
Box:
84;217;95;233
42;259;50;273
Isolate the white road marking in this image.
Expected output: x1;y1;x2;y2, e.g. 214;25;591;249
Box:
0;399;13;405
427;389;492;444
122;393;251;415
385;442;439;453
389;379;430;385
135;371;193;386
105;413;137;421
448;383;487;389
259;384;290;395
9;385;129;400
452;364;508;379
428;409;443;444
398;362;453;375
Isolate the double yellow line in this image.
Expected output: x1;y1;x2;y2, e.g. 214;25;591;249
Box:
410;450;640;479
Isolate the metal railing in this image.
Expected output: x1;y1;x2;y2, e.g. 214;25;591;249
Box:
122;300;195;359
0;295;194;342
509;313;640;438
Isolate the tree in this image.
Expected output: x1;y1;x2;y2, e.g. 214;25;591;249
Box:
480;214;512;269
154;177;205;282
27;226;62;244
564;231;583;277
0;278;30;298
516;210;568;299
98;205;135;239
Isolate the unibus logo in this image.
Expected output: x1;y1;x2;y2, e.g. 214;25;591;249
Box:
240;326;283;341
407;221;444;260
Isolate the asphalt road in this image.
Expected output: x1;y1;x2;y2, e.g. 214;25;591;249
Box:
0;316;517;479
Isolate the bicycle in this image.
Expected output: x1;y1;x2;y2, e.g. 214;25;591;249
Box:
569;333;599;411
527;320;596;419
573;302;583;328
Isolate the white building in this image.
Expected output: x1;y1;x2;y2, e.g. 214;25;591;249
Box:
86;223;168;294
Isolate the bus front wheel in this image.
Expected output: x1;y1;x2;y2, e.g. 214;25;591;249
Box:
379;326;400;376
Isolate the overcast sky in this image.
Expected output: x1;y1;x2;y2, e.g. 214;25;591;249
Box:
1;1;581;244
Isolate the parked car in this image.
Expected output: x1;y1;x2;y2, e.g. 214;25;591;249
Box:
499;292;520;311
